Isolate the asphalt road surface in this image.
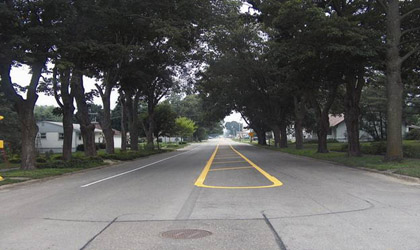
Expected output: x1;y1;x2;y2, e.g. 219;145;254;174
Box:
1;138;419;250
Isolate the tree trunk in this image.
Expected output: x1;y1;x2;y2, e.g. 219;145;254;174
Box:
310;85;338;153
295;119;304;150
344;73;364;157
293;96;305;150
126;91;140;151
0;62;44;169
54;67;74;161
272;125;281;147
280;123;288;148
145;107;155;150
72;71;96;156
384;0;403;161
120;93;128;152
62;105;74;161
18;104;38;170
255;129;267;145
96;78;115;154
317;112;330;153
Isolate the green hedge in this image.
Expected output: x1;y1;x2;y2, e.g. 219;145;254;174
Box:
335;141;420;158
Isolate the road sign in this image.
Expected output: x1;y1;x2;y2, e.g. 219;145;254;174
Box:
248;132;255;137
0;116;3;120
0;140;3;149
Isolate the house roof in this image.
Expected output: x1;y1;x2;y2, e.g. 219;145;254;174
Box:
329;114;345;127
39;121;103;133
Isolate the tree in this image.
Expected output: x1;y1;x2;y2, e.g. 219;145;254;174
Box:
0;0;67;169
34;106;61;122
175;117;197;141
378;0;420;161
152;102;177;148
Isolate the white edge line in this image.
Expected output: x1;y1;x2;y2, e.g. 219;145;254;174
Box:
81;147;198;188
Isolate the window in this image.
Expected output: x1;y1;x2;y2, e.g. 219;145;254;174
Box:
78;134;82;140
328;128;333;136
58;133;64;140
40;133;46;139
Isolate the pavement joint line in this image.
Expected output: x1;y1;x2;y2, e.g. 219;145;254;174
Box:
209;166;254;171
80;147;198;188
262;213;288;250
79;216;118;250
194;143;283;189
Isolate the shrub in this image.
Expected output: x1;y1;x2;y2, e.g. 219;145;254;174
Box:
76;143;104;151
37;155;104;169
361;141;387;155
403;144;420;158
36;157;47;163
405;129;420;140
179;141;187;145
9;155;21;163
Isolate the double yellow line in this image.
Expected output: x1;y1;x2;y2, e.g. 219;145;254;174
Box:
194;144;283;189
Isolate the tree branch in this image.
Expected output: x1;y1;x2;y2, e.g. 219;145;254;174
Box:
377;0;387;11
94;83;104;98
0;64;22;103
400;46;420;63
401;7;420;20
52;66;64;108
401;27;420;37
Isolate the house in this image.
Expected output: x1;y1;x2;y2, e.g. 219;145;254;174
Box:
305;115;408;142
36;121;122;153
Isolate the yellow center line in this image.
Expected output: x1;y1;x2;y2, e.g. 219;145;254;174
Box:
194;144;283;189
209;166;254;171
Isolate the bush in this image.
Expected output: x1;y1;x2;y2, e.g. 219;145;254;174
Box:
76;143;105;151
403;144;420;158
9;155;21;163
405;129;420;140
361;141;387;155
36;157;47;163
179;141;187;145
37;155;104;169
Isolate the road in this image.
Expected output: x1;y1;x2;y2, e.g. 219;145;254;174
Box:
1;138;419;250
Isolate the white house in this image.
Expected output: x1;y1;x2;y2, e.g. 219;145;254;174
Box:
305;115;408;142
36;121;122;153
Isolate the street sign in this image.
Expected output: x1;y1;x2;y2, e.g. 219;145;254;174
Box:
0;140;3;149
248;132;255;137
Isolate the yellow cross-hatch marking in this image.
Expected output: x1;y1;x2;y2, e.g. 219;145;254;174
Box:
212;160;246;164
209;166;254;171
194;144;283;189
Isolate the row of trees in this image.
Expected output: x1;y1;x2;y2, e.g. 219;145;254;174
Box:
198;0;420;161
0;0;228;169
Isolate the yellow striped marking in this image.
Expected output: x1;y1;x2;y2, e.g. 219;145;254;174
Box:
212;160;246;164
214;156;242;160
209;166;254;171
194;144;283;189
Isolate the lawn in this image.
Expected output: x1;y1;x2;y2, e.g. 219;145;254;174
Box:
236;139;420;179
